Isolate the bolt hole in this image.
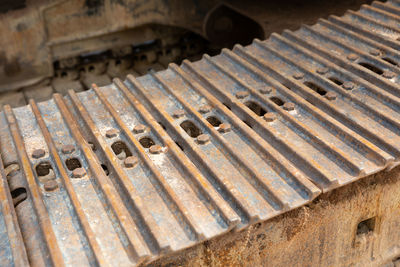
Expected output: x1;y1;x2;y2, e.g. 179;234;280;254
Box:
328;77;343;86
245;101;267;116
65;158;82;171
358;62;383;75
304;81;327;96
115;59;121;65
101;164;109;175
180;120;202;138
61;71;67;78
88;65;95;72
357;217;376;236
11;187;27;208
111;141;132;160
382;57;398;66
35;162;54;177
206;116;222;127
139;137;155;148
270;96;284;106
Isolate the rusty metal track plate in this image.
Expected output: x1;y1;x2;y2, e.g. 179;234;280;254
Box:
2;0;400;265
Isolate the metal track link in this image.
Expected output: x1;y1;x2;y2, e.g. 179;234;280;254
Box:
1;0;400;265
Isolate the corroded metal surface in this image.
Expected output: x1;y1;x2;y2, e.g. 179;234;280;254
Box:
0;0;373;97
152;168;400;266
2;0;400;265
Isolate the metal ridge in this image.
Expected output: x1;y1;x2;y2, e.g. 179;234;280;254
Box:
1;0;400;265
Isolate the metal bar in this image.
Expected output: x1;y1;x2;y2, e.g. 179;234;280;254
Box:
29;99;107;267
126;74;262;224
202;54;364;177
90;84;208;241
2;1;400;265
168;63;320;199
232;44;400;161
53;94;151;264
3;105;65;267
151;71;292;210
113;78;241;230
0;155;29;266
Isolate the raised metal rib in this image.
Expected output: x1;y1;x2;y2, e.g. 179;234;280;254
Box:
290;24;400;96
184;54;361;185
91;84;209;241
317;18;400;64
372;1;400;16
3;105;65;267
152;70;294;210
232;43;400;163
328;14;400;50
170;62;319;201
54;94;151;264
219;48;392;168
260;34;400;161
0;156;29;266
29;99;107;266
125;74;264;225
67;90;168;255
113;78;241;230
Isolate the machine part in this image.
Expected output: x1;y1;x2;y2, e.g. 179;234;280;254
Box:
1;0;400;266
0;28;215;108
0;0;373;99
152;169;400;266
203;4;265;47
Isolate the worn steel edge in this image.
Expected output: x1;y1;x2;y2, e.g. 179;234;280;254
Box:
2;0;400;265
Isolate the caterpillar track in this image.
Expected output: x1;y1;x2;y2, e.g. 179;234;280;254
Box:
2;0;400;266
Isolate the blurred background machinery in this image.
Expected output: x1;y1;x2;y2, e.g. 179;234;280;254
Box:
0;0;372;107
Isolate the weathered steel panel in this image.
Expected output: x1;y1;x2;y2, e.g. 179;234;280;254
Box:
1;0;400;265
